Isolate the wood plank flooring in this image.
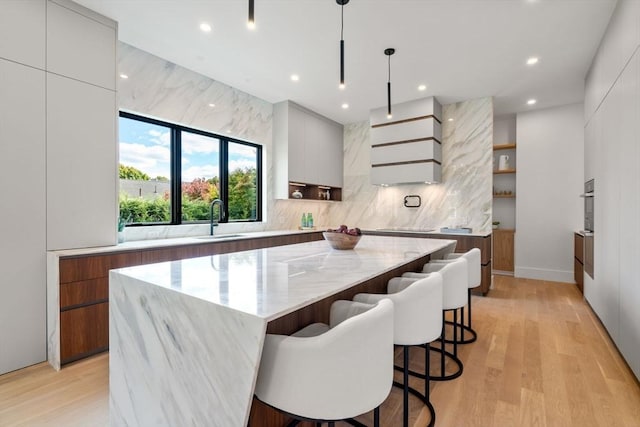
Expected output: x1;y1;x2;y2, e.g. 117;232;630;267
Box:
1;275;638;426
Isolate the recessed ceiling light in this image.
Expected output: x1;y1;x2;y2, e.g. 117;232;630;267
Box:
527;99;537;105
341;103;349;109
119;74;128;79
290;74;300;82
447;118;454;122
208;103;215;108
200;23;212;33
418;84;427;91
527;57;539;65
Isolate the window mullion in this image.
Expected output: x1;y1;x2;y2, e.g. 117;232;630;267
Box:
172;128;182;224
220;139;229;223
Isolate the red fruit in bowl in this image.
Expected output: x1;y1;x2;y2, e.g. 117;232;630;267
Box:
355;227;362;235
338;224;348;232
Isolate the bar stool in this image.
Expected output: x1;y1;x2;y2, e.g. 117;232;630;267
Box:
254;299;394;427
403;257;467;381
430;248;481;344
353;274;442;427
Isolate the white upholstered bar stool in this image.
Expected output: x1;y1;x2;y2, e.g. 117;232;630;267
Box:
254;299;394;427
353;274;443;427
429;248;481;344
403;257;468;381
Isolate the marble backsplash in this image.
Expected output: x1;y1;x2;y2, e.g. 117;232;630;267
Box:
119;43;491;238
308;97;494;234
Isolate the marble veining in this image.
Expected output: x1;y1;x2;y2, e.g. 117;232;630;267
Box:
109;235;455;426
110;272;266;427
111;236;455;321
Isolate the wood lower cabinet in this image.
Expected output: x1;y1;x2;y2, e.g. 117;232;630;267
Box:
57;232;323;365
60;303;109;364
493;229;515;272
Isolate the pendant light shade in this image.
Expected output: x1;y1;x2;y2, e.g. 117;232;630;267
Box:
337;0;349;89
248;0;255;29
385;48;395;118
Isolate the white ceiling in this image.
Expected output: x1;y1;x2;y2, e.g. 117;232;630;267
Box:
75;0;616;124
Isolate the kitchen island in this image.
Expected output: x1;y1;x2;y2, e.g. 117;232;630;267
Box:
108;235;455;426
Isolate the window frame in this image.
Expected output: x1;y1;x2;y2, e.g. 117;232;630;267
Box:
119;111;263;226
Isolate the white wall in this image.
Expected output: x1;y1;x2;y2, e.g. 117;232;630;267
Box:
515;103;584;282
584;0;640;381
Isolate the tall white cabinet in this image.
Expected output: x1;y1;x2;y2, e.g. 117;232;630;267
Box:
584;0;640;380
0;0;117;374
0;59;47;374
46;0;117;250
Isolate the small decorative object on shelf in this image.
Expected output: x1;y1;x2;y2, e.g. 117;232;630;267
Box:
492;221;500;229
292;189;303;199
307;213;314;227
301;213;307;228
323;225;362;250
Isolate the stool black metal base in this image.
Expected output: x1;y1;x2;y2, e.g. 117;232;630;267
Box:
432;309;464;381
392;345;435;427
443;289;478;345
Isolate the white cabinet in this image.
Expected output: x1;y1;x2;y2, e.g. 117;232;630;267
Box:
0;58;46;374
46;0;117;89
46;73;117;250
0;0;46;69
273;101;344;200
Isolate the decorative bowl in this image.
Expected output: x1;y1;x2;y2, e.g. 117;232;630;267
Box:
323;231;362;250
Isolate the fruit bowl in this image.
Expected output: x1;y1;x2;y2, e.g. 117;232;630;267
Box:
323;231;362;250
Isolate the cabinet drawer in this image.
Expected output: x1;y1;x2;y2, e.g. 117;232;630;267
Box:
60;302;109;364
574;232;584;264
60;278;108;309
60;252;142;283
574;258;584;294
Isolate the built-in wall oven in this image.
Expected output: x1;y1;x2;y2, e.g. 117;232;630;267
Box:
582;179;594;278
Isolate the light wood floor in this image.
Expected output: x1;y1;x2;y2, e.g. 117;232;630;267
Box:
1;276;639;426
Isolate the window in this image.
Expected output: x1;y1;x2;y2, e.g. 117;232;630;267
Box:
118;112;262;226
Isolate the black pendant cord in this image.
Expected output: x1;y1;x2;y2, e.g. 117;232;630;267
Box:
338;0;349;88
384;48;395;118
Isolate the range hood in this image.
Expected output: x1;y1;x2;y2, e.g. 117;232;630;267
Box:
369;97;442;185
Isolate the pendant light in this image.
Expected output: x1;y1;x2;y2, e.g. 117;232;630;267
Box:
248;0;255;29
384;48;395;119
337;0;349;89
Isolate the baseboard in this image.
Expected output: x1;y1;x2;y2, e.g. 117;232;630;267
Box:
514;266;574;283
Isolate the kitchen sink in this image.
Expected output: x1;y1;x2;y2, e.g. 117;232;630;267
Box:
195;234;243;240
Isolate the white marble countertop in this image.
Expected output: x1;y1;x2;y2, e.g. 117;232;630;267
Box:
368;228;492;237
111;235;455;321
48;229;321;257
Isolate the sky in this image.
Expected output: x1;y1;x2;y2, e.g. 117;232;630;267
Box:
119;116;257;182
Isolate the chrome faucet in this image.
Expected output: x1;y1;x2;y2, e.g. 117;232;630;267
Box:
209;199;225;235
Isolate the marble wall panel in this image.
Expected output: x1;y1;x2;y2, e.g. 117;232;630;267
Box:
315;97;493;233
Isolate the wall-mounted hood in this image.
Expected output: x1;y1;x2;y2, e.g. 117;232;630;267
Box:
369;97;442;185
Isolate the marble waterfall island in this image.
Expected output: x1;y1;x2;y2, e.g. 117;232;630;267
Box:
109;235;455;426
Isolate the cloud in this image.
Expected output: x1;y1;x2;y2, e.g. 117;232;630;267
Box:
229;158;257;172
120;142;171;178
182;165;220;182
147;129;170;146
182;132;220;155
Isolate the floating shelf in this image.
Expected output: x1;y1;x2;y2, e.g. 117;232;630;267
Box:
493;194;516;198
494;169;516;174
493;143;516;150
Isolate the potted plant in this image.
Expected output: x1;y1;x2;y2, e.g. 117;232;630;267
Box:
492;221;500;230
